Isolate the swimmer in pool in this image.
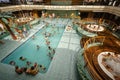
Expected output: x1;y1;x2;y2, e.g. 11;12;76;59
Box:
19;56;26;61
9;61;16;66
36;45;40;50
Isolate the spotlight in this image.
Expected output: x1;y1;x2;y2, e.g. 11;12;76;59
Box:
78;12;81;15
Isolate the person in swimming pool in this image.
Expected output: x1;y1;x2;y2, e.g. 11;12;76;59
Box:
39;65;46;71
36;45;40;50
26;61;31;66
15;66;24;74
9;61;16;66
26;66;39;75
19;56;26;61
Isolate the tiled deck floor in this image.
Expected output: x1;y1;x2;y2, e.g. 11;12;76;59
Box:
0;18;81;80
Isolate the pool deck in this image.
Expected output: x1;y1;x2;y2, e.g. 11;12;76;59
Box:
0;18;81;80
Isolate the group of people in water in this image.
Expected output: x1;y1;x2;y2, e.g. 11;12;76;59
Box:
42;26;56;60
10;19;64;75
44;31;51;46
15;62;46;75
42;30;56;60
11;26;56;75
9;56;46;75
48;46;55;60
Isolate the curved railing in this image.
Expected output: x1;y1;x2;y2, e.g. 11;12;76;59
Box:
81;18;120;39
73;18;119;36
78;25;97;37
82;18;118;30
0;5;120;16
83;36;106;80
76;36;106;80
82;35;120;80
84;36;105;50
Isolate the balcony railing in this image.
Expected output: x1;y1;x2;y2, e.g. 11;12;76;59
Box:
0;1;120;7
0;5;120;16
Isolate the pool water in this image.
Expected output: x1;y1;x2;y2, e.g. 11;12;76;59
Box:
1;23;65;73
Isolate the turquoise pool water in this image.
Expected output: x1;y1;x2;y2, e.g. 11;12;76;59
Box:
1;23;65;73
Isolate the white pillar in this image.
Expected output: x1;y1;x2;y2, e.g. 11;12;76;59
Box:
112;0;116;6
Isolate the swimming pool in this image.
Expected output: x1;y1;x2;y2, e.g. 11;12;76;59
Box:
1;22;65;73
